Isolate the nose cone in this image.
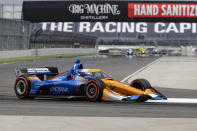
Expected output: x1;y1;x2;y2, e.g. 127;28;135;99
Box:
103;80;146;95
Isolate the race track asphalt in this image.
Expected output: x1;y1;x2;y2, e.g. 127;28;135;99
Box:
0;55;197;118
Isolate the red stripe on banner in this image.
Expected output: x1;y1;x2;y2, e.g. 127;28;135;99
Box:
128;3;197;18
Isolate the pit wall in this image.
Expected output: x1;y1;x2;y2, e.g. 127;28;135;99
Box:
0;48;97;59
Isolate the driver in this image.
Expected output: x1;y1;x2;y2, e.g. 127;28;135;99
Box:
74;71;91;81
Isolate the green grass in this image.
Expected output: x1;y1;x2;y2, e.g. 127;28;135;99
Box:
0;53;98;64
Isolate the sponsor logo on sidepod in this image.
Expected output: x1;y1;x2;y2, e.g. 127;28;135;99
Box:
52;87;69;93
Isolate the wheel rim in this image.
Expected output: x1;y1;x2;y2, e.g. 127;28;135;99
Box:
86;83;98;98
16;80;26;95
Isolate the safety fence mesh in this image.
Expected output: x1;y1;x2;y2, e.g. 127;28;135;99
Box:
0;18;30;50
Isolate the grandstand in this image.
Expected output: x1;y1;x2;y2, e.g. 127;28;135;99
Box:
30;30;97;48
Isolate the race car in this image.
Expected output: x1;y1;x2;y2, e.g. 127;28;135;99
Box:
126;49;136;56
14;59;167;102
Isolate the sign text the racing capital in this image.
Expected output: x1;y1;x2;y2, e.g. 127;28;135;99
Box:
128;3;197;18
68;3;120;20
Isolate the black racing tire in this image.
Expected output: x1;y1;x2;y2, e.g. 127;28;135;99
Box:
84;78;105;102
130;79;152;102
130;79;152;91
14;75;34;99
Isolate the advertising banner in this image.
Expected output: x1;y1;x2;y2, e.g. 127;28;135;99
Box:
23;1;197;22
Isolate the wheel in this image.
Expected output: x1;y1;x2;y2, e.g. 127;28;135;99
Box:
14;76;33;99
130;79;151;91
84;78;105;102
130;79;152;102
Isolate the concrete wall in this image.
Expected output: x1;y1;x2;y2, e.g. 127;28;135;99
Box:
0;48;97;59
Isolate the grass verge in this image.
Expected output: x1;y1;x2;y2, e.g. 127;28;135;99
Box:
0;53;98;64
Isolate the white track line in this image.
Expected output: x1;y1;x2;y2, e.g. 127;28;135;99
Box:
0;63;8;65
147;98;197;104
0;62;12;66
121;57;162;82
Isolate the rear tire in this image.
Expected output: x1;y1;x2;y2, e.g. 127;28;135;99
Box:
130;79;152;102
84;78;105;102
14;76;34;99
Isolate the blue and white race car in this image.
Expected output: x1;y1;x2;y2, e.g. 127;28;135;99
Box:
14;59;167;102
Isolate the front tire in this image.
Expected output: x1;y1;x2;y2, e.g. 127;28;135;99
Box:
130;79;151;91
130;79;152;102
14;76;33;99
84;78;105;102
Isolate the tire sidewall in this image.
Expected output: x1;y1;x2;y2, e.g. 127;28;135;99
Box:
14;76;30;99
130;79;152;102
130;79;148;91
84;79;105;102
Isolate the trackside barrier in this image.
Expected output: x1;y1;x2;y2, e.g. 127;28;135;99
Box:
0;48;97;59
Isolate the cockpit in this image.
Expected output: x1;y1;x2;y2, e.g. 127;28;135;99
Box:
68;59;110;81
74;70;109;81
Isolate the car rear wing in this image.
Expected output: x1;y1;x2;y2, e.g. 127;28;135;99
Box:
15;67;59;77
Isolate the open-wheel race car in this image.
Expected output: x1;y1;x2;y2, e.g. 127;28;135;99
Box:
14;59;167;102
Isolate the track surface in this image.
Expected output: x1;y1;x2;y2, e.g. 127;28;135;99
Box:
0;55;197;118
